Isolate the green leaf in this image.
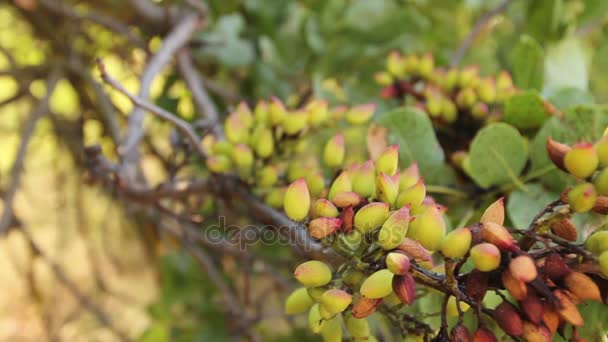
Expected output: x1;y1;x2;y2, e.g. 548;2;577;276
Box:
507;183;557;229
376;107;454;185
503;90;550;129
531;105;608;191
199;14;255;66
511;35;544;91
525;0;563;42
546;87;594;111
468;123;528;189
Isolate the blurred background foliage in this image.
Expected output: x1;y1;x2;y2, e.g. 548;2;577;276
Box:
1;0;608;341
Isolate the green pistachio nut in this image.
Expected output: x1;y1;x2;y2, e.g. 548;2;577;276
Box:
328;171;353;202
354;202;390;234
564;143;599;179
353;160;376;198
321;289;352;315
346;103;376;125
378;206;410;250
440;227;472;259
285;287;314;315
313;199;339;218
470;243;501;272
294;260;332;287
406;205;446;251
360;269;394;299
324;133;345;168
284;179;311;221
376;145;399;176
567;182;597;213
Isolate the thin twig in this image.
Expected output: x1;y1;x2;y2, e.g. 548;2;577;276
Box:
0;71;61;234
96;59;207;159
120;13;202;157
451;0;514;66
176;48;223;138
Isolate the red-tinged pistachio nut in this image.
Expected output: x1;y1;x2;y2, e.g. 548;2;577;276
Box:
470;243;501;272
596;136;608;166
400;163;420;191
482;222;517;252
456;87;477;108
307;287;326;302
376;172;399;205
353;160;376;198
568;182;597;213
340;205;355;234
284;179;310;221
465;270;488;302
546;137;571;171
328;171;352;202
385;251;411;275
323;133;345;168
375;71;393;86
592;195;608;214
360;269;394;299
397;238;433;262
496;70;513;91
480;197;505;225
346;103;376;125
418;53;434;78
441;227;472;259
472;327;498;342
294;261;332;287
564;271;602;302
446;297;470;316
376;145;399;176
352;296;382;319
494;301;523;336
313;199;339;218
510;255;538;283
305;171;325;198
407;204;446;251
543;253;570;280
285;287;314;315
541;303;560;333
450;323;472;342
320;315;342;342
522;321;552;342
502;269;527;300
378;206;410;250
564;142;599;179
225;109;250;144
345;314;370;339
392;274;416;305
387;51;406;77
206;155;232;173
308;304;325;334
395;178;426;210
257;165;279;188
332;191;364;208
308;217;342;240
477;77;496;103
553;290;583;326
354;202;390;234
520;291;543;324
320;289;352;315
551;218;577;242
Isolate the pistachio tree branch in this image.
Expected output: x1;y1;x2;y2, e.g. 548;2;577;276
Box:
0;71;62;234
96;58;207;159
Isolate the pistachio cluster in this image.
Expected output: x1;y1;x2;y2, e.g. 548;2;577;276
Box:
548;136;608;277
375;52;516;124
202;98;376;206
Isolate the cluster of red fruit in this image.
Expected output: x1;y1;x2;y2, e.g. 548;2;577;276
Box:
375;52;516;124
